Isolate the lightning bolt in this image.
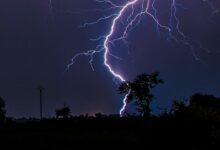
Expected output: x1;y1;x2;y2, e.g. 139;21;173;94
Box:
203;0;219;16
49;0;53;11
49;0;218;116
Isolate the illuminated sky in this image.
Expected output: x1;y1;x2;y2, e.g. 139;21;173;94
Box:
0;0;219;118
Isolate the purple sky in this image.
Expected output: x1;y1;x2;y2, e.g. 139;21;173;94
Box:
0;0;219;118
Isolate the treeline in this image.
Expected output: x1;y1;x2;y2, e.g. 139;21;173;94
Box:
0;92;219;149
0;72;219;149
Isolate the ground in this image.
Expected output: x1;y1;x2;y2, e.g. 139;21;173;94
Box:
0;116;219;149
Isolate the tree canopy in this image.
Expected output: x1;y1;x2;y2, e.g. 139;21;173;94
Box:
119;72;163;117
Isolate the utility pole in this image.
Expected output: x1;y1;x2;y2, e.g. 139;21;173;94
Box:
37;85;45;119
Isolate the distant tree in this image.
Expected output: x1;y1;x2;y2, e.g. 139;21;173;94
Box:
189;93;220;120
0;96;6;122
119;72;163;117
170;100;188;117
95;113;107;118
56;106;71;119
190;93;220;109
171;93;220;120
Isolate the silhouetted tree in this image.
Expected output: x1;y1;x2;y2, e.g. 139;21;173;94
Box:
95;113;107;118
170;100;188;117
0;96;6;122
56;106;71;119
171;93;220;120
189;93;220;120
190;93;220;108
119;72;163;117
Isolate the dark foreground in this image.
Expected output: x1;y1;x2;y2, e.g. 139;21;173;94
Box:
0;116;219;149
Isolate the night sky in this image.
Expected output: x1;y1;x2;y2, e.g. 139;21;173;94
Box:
0;0;219;118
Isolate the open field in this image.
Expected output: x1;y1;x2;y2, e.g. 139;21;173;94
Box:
0;117;219;149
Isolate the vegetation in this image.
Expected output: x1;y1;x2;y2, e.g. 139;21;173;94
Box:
0;73;220;149
0;96;6;122
56;106;71;119
119;72;163;117
171;93;220;121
